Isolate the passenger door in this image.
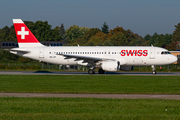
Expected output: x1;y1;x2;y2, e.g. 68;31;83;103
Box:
39;48;44;58
149;48;155;59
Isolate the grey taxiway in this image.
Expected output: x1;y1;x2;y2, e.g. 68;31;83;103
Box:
0;71;180;76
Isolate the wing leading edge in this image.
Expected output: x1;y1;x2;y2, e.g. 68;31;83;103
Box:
56;53;115;63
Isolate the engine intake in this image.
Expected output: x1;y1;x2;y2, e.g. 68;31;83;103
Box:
101;61;120;71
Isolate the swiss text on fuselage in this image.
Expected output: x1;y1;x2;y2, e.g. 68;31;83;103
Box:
121;50;148;56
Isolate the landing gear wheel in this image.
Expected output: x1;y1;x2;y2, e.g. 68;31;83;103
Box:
98;69;105;74
151;65;156;75
152;71;156;75
88;69;95;74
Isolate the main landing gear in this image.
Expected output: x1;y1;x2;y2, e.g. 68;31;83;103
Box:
151;65;156;75
98;68;105;74
88;68;105;74
88;69;95;74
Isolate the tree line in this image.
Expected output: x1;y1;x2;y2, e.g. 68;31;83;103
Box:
1;21;180;51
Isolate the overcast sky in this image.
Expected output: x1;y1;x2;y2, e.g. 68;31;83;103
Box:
0;0;180;37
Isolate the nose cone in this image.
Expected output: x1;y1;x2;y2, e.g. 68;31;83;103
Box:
171;55;178;63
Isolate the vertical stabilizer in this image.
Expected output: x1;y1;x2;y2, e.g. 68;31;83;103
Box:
13;19;44;48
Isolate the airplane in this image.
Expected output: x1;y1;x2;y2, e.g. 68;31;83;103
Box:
9;19;177;75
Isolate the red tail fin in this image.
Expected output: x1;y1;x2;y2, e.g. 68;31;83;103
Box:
13;19;44;47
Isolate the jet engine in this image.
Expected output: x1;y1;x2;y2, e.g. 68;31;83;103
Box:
101;61;120;71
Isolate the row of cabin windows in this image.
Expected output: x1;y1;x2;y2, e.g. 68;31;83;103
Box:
49;52;148;55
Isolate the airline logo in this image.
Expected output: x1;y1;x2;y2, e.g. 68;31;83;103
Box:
17;27;29;39
13;19;40;43
121;50;148;56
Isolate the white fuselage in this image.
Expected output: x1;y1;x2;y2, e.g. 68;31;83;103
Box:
11;46;177;66
11;19;178;74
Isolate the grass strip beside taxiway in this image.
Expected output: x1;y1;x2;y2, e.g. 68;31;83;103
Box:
0;75;180;94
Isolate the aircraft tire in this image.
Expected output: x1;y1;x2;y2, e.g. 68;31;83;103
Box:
98;68;105;74
88;69;95;74
152;71;156;75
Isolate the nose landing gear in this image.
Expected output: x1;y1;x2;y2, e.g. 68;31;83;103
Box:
151;65;156;75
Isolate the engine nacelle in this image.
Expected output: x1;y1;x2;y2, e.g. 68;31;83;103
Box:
120;65;134;71
101;61;120;71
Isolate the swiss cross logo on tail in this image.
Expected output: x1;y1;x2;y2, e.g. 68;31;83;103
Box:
13;19;40;44
17;27;29;39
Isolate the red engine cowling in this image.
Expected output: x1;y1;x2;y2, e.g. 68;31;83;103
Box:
101;61;120;71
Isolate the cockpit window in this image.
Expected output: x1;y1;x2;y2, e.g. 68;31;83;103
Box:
161;51;171;55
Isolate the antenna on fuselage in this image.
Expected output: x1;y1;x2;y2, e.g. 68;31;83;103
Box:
77;44;80;47
151;44;153;47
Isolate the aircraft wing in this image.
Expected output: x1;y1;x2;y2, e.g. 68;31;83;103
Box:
57;53;114;63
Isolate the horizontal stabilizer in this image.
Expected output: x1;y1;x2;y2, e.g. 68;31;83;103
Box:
9;48;30;53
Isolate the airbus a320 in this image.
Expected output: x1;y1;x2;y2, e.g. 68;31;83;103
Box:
9;19;177;74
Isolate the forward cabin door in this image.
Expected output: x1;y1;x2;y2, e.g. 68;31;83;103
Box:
149;48;155;59
39;48;44;58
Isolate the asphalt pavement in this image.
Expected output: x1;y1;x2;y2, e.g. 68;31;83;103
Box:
0;71;180;76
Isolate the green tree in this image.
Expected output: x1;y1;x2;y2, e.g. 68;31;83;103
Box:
144;34;151;41
0;25;17;41
0;49;19;62
103;40;114;46
25;21;62;41
59;24;65;36
66;25;90;44
60;24;68;44
148;33;158;46
107;26;137;46
129;34;145;46
110;32;128;46
172;23;180;42
101;22;109;34
148;33;172;48
166;41;177;51
68;28;99;46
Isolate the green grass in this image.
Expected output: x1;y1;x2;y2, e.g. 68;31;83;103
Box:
0;97;179;120
0;75;180;94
